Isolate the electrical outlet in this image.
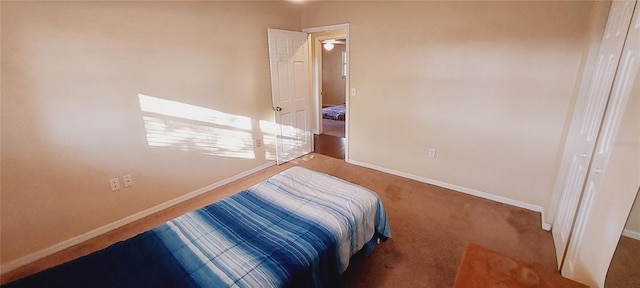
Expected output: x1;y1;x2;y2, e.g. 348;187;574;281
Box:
254;139;263;148
110;178;121;191
429;148;436;158
123;174;133;187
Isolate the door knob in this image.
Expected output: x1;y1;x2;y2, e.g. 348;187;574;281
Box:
274;107;282;111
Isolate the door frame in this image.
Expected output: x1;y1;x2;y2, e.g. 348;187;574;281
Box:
303;24;350;160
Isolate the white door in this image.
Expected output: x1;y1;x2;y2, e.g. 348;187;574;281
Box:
267;29;312;165
563;2;640;284
551;0;636;268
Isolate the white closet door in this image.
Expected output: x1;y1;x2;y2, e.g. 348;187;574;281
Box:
562;1;640;286
551;0;636;268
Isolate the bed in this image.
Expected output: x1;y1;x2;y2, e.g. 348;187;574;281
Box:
6;167;390;288
322;104;346;121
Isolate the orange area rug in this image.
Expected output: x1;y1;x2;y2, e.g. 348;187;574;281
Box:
453;243;587;288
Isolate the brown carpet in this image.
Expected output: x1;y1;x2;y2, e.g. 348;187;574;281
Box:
1;153;559;287
606;236;640;287
453;243;586;288
295;155;558;287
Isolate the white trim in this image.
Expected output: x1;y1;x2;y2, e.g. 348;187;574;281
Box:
347;159;552;231
303;23;349;34
0;161;276;274
622;229;640;241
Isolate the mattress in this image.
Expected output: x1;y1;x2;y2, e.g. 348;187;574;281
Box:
6;166;390;288
322;104;346;121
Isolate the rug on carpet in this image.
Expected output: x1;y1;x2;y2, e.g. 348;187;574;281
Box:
453;243;587;288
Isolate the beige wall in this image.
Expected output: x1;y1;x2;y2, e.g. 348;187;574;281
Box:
302;1;605;217
626;192;640;234
322;44;346;106
620;64;640;235
0;0;621;272
0;1;300;264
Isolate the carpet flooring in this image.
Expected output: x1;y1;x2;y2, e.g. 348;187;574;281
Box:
606;235;640;287
2;154;560;287
300;155;558;287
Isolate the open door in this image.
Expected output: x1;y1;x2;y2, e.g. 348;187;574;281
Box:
267;29;313;165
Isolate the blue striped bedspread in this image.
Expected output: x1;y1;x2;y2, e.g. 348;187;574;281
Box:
7;166;391;288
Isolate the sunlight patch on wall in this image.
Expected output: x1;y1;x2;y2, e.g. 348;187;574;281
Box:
139;94;251;130
139;94;255;159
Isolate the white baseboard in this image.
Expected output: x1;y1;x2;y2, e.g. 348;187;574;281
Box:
622;228;640;240
0;161;276;274
346;158;552;231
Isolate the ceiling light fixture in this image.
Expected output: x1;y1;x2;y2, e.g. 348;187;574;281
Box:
323;42;334;51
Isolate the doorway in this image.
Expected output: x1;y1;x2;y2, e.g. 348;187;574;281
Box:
303;25;349;160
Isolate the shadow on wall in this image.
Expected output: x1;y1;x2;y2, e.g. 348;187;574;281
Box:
138;94;281;160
